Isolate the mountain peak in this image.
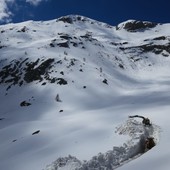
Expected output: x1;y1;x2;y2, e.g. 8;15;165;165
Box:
56;15;95;24
116;19;158;32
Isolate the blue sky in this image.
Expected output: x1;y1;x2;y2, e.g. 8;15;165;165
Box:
0;0;170;26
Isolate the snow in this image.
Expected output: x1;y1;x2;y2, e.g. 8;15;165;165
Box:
0;15;170;170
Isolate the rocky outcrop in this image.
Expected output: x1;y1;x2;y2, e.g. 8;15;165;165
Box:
116;20;157;32
56;15;88;24
24;58;54;83
57;16;73;24
120;43;170;55
0;57;68;91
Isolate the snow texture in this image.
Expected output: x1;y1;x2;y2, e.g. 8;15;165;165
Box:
44;118;160;170
0;15;170;170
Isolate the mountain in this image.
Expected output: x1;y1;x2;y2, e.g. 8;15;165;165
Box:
0;15;170;170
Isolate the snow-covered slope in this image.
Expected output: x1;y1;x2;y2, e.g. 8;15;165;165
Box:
0;15;170;170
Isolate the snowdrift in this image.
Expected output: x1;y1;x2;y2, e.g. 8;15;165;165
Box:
45;118;160;170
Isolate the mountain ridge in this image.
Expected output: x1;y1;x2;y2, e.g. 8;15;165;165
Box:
0;15;170;93
0;15;170;170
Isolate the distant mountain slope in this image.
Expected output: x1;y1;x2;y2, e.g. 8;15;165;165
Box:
0;15;170;170
0;16;170;91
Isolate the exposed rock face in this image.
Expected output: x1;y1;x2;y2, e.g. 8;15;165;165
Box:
56;15;88;24
24;58;54;83
57;16;73;24
120;43;170;55
57;41;69;48
116;20;157;32
0;57;68;91
139;43;170;54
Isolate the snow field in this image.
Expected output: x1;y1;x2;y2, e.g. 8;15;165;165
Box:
0;15;170;170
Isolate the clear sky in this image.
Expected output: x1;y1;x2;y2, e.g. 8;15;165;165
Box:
0;0;170;26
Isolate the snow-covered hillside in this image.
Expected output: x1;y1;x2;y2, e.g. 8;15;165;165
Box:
0;15;170;170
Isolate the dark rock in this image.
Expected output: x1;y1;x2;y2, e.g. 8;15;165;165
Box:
119;64;124;69
0;118;5;120
32;130;40;135
57;16;73;24
153;36;166;40
59;110;63;112
42;82;46;85
67;58;77;68
60;71;64;75
122;42;128;45
55;94;62;102
19;81;24;86
103;79;108;85
77;16;82;21
17;26;28;32
57;41;69;48
71;42;78;47
6;85;11;91
60;34;72;40
50;78;56;83
50;43;55;47
0;45;6;49
139;44;170;54
0;58;28;87
116;20;157;32
121;43;170;55
19;58;29;68
57;78;67;85
145;137;155;150
24;58;54;83
12;139;17;142
20;101;31;107
56;60;62;64
21;26;27;32
80;33;92;40
162;53;169;57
